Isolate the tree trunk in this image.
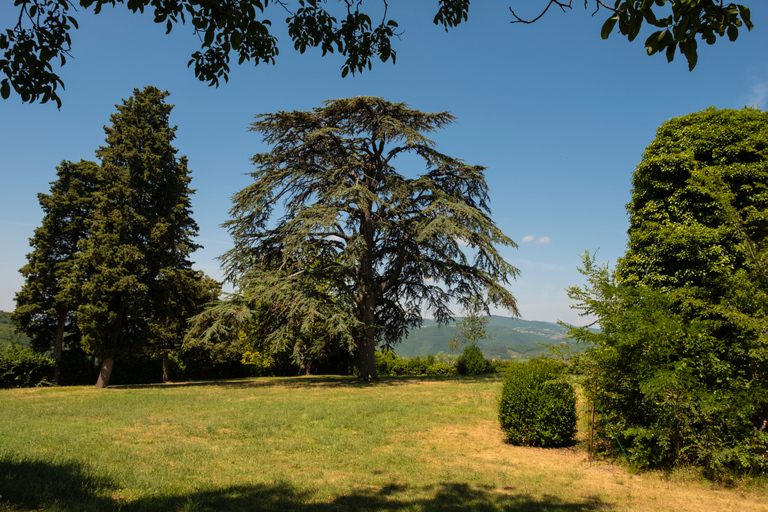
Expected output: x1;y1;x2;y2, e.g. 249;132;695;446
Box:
95;356;114;389
52;306;67;385
162;351;170;383
358;337;377;381
94;299;125;389
357;296;378;381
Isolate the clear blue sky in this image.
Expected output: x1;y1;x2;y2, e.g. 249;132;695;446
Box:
1;2;766;325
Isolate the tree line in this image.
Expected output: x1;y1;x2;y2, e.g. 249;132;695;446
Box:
11;92;520;386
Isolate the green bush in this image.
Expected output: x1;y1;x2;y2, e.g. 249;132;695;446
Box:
456;346;491;375
0;344;54;388
375;350;398;376
498;358;576;447
490;359;515;374
406;356;428;376
426;362;456;376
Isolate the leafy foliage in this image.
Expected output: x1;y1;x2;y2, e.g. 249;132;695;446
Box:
498;358;576;447
566;107;768;475
0;344;54;388
218;97;518;380
2;1;753;106
449;295;492;351
375;351;460;376
456;345;491;375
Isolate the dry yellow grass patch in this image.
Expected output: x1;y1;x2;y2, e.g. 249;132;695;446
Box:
414;419;767;512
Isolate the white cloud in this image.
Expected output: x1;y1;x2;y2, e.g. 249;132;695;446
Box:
521;235;552;244
747;81;768;108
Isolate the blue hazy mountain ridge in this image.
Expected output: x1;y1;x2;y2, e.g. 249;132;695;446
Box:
396;316;589;360
0;311;30;347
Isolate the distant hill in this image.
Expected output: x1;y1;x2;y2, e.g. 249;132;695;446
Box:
394;316;591;360
0;311;30;348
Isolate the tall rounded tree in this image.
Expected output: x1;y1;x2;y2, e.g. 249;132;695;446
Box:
618;106;768;293
76;86;200;388
221;97;519;380
567;107;768;473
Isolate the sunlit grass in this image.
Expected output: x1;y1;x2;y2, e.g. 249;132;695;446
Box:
0;375;765;511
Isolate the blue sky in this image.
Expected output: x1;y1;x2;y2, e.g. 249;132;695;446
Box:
1;2;767;325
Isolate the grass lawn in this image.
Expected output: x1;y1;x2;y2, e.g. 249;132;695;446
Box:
0;375;765;511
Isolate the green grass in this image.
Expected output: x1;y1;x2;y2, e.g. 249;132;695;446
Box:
0;376;765;512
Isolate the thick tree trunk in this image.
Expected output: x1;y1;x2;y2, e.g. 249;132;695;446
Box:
95;301;124;389
52;306;67;385
358;336;377;381
162;351;170;383
298;344;312;376
95;356;115;389
357;296;378;381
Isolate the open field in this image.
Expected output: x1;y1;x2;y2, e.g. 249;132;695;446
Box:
0;375;765;511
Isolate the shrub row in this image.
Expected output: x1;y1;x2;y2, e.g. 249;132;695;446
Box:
376;346;502;377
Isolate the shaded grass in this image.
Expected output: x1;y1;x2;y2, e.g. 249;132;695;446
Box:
0;375;765;511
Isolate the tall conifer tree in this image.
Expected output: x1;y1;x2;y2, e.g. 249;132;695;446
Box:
12;160;100;384
220;97;519;380
76;86;200;388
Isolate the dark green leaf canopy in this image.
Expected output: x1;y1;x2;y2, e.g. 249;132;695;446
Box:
220;96;519;379
1;1;753;107
565;107;768;474
618;106;768;292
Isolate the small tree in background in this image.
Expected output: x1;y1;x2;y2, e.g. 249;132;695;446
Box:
148;270;220;383
449;295;492;351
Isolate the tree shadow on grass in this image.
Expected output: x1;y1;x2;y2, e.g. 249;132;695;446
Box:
114;374;503;392
0;457;612;512
0;456;117;511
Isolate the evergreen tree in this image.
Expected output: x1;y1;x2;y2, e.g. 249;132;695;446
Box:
219;97;519;380
149;269;220;383
76;86;200;388
566;107;768;475
12;160;100;384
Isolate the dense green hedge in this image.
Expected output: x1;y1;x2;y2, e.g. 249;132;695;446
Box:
0;344;54;388
498;358;576;447
456;346;492;375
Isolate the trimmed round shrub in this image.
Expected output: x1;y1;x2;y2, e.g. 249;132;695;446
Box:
456;345;491;375
498;358;576;447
